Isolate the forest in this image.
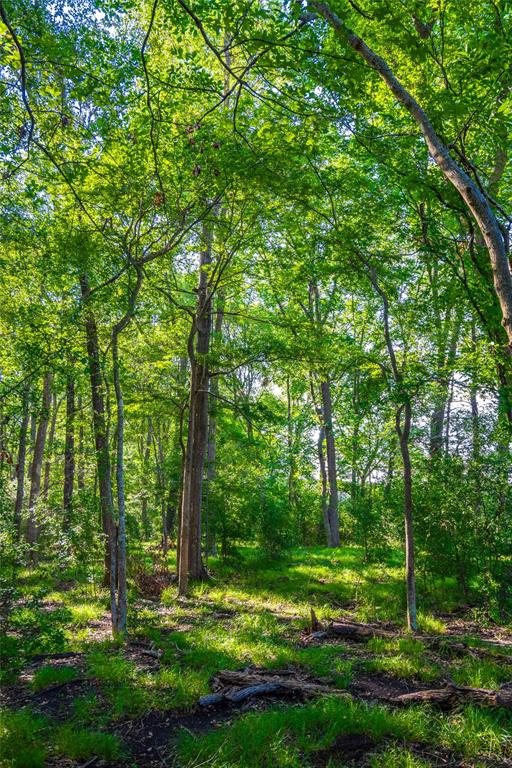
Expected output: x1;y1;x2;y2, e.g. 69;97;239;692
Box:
1;0;512;766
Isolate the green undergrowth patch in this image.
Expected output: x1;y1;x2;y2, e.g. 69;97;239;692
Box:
177;696;512;768
0;708;123;768
31;665;79;692
53;725;123;762
449;656;511;689
365;637;441;683
0;709;48;768
369;746;430;768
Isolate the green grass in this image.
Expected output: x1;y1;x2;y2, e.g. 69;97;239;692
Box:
53;725;123;761
31;665;79;692
370;746;430;768
67;602;103;627
0;710;48;768
365;637;441;682
177;697;512;768
4;545;512;768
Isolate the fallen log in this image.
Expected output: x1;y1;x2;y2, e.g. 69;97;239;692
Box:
303;618;512;661
29;651;84;661
199;667;512;711
199;667;347;707
302;619;396;645
390;683;512;709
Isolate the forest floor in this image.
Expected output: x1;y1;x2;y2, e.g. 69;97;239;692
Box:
2;546;512;768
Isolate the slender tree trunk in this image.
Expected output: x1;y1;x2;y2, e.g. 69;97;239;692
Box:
77;394;85;492
397;401;417;631
320;380;340;547
112;333;127;635
111;266;142;636
141;418;152;539
14;384;30;538
179;221;214;593
310;377;332;545
206;294;224;556
27;410;36;478
42;392;60;500
318;423;331;545
314;1;512;347
26;372;53;562
470;323;481;460
286;375;296;510
366;263;418;630
80;274;116;611
63;375;75;532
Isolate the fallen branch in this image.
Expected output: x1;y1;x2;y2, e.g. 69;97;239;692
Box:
29;651;84;661
303;618;512;661
391;683;512;709
199;667;347;707
199;666;512;711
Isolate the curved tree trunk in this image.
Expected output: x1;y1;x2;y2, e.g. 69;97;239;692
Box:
314;1;512;346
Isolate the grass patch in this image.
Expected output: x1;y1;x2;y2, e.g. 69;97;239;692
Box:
449;656;511;689
31;665;79;692
365;637;441;682
68;602;103;627
177;696;512;768
54;725;123;761
0;709;48;768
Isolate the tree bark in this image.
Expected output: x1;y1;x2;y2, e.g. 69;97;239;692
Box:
14;384;30;538
26;372;53;561
206;294;225;556
77;394;85;492
63;375;75;532
141;418;152;539
314;1;512;347
42;392;59;500
320;380;340;547
366;264;417;631
396;401;417;631
111;266;143;636
179;221;214;594
310;377;332;545
79;274;116;610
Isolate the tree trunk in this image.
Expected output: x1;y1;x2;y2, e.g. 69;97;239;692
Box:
206;294;225;557
397;401;417;632
26;372;53;562
141;418;152;539
366;263;418;631
63;375;75;532
112;332;127;635
310;377;331;545
179;221;214;594
314;1;512;347
77;394;85;492
320;380;340;547
14;384;30;538
42;392;59;500
80;274;116;606
111;265;142;636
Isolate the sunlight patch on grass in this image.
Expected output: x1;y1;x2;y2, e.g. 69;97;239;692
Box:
365;637;441;683
449;657;511;689
68;602;103;627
